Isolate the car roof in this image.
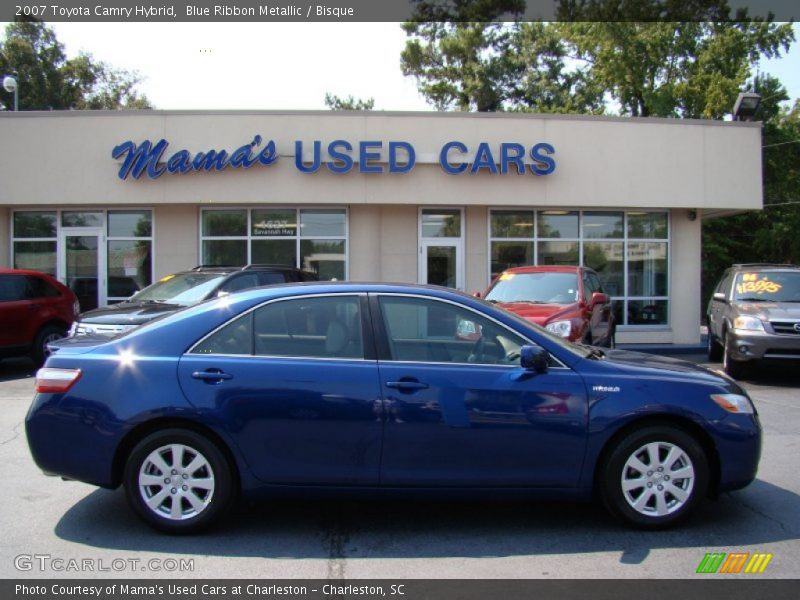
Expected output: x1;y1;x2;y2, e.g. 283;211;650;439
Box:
502;265;584;274
728;263;800;271
0;268;58;278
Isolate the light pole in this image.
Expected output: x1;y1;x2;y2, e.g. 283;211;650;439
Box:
2;74;18;111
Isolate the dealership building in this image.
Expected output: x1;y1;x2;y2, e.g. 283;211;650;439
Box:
0;110;762;345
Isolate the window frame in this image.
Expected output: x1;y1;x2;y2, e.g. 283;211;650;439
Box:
369;292;568;369
188;293;373;362
487;208;670;329
198;206;349;280
10;208;154;305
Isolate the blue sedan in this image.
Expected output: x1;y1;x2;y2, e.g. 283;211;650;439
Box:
26;283;761;533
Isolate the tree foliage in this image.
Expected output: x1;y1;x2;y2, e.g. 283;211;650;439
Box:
324;93;375;110
401;17;793;117
0;21;151;110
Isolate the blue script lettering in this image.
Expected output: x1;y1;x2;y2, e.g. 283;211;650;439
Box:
113;135;278;180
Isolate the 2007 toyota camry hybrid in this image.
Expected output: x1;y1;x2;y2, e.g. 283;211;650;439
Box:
26;283;761;533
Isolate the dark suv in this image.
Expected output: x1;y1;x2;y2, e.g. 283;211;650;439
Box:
707;263;800;378
71;265;317;336
0;269;79;364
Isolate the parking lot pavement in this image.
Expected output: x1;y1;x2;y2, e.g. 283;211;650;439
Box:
0;354;798;580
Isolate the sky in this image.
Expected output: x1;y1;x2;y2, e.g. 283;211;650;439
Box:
24;22;800;112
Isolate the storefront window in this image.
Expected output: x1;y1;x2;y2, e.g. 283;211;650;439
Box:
489;209;669;327
538;211;579;238
421;209;461;238
201;208;347;279
12;209;153;303
12;211;57;275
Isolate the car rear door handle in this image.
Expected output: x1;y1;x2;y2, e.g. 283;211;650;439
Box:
386;380;429;391
191;369;233;383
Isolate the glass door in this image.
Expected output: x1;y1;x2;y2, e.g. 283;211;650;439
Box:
419;208;464;290
420;241;463;289
58;227;106;311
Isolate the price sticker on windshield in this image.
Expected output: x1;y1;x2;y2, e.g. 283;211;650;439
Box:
736;273;782;295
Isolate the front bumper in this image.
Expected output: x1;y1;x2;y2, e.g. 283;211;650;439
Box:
726;329;800;362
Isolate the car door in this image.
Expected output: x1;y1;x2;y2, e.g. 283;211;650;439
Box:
0;275;34;349
708;271;733;338
372;293;588;488
584;271;611;344
177;293;383;485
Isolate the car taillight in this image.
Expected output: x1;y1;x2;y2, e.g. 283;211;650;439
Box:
35;368;82;394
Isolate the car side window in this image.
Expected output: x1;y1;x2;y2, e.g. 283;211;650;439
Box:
219;273;260;294
377;296;528;366
588;273;603;295
257;271;288;285
192;313;253;355
0;275;28;302
582;273;594;302
26;276;60;299
253;296;364;359
716;273;733;297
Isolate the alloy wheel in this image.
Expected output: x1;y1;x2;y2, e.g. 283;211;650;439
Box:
620;441;695;517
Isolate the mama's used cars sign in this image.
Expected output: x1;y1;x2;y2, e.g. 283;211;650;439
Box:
112;136;556;180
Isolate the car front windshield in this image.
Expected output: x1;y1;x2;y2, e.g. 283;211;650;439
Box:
733;271;800;302
485;272;580;304
129;272;228;305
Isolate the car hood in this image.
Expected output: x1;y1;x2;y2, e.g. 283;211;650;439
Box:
78;302;185;325
734;301;800;321
597;348;730;384
494;301;578;324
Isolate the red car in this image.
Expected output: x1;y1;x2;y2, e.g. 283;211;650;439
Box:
478;265;616;347
0;269;79;364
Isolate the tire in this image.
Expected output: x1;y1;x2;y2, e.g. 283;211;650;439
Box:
123;429;233;534
599;425;709;529
723;332;749;379
31;324;66;365
707;328;723;362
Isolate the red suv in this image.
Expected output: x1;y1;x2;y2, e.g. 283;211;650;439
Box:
479;265;616;347
0;269;79;364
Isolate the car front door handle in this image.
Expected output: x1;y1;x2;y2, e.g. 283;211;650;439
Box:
386;380;429;391
191;369;233;383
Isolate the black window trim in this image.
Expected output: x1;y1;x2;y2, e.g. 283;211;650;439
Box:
368;292;569;370
187;292;375;362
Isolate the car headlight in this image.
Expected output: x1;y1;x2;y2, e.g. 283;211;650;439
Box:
711;393;754;414
733;316;764;332
545;320;572;338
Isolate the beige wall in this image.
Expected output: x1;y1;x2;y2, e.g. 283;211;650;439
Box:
153;205;198;278
0;111;761;212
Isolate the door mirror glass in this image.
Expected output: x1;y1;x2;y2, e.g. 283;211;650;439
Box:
520;344;549;374
712;292;727;302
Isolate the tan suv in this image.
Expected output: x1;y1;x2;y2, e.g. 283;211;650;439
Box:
707;263;800;378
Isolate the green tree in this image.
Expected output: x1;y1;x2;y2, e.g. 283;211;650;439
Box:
324;93;375;110
0;21;151;110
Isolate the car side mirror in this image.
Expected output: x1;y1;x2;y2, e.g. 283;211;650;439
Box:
520;344;549;374
591;292;610;307
712;292;727;303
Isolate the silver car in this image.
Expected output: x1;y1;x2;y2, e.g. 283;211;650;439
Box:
707;263;800;378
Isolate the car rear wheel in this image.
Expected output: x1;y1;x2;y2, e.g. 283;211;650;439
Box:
600;425;708;528
31;324;67;365
123;429;233;534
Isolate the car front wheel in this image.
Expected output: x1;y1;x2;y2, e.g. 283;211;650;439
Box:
723;332;749;379
123;429;233;534
600;426;709;528
707;328;722;362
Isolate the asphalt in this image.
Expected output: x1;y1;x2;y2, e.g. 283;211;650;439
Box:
0;353;797;579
